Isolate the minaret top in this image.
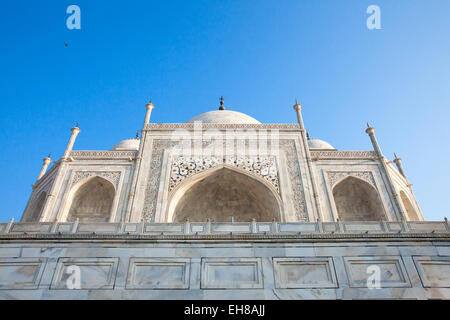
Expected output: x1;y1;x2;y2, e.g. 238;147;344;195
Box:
146;100;154;110
293;99;302;111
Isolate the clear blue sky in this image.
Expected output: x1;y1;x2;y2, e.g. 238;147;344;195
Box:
0;0;449;222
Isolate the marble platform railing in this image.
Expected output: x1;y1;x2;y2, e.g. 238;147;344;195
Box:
0;219;449;235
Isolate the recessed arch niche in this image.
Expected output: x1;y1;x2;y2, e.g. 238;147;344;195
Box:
167;165;282;223
66;176;115;222
332;176;385;221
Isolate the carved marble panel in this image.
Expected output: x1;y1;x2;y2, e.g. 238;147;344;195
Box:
169;156;279;193
273;257;338;288
71;171;121;189
126;258;190;289
142;139;307;222
201;258;263;289
0;258;46;290
327;171;376;189
413;256;450;288
51;257;119;290
343;256;411;288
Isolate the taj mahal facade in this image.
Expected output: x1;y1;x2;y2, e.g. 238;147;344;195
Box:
0;99;449;299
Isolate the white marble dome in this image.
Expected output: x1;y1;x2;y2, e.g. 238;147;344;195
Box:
187;110;261;124
308;138;335;150
111;139;140;151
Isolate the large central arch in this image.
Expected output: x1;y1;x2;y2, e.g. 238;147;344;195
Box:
166;165;282;222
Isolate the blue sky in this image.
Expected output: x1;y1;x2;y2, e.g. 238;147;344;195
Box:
0;0;449;221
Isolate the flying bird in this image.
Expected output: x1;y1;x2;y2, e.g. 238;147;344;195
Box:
64;42;69;47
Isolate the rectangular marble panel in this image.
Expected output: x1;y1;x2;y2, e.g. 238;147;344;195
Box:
386;222;403;232
344;256;411;288
56;223;73;233
51;258;119;289
11;223;52;233
126;258;190;289
343;222;383;232
322;223;338;233
190;224;205;233
413;256;450;288
212;223;251;233
124;223;139;233
273;257;338;288
278;223;317;233
0;258;46;289
201;258;263;289
257;223;273;233
408;222;447;233
145;224;184;233
77;223;120;233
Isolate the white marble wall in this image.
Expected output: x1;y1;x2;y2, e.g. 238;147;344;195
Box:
0;235;449;299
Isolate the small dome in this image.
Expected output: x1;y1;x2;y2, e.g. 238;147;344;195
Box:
111;139;140;151
308;138;335;150
187;110;261;124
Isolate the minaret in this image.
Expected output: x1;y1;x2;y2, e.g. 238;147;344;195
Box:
40;123;80;221
126;100;154;222
36;154;52;181
365;123;406;221
293;100;305;129
365;123;383;156
393;153;408;180
62;123;81;160
143;100;155;127
293;100;322;221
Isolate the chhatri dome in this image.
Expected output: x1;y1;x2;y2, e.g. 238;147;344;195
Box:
111;138;140;151
307;138;335;150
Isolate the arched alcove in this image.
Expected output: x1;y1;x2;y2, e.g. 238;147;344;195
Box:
169;166;281;222
400;191;420;221
25;192;47;222
332;176;385;221
67;177;115;222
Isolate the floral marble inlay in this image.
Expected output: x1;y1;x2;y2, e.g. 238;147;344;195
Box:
71;171;121;189
169;156;279;193
327;171;376;189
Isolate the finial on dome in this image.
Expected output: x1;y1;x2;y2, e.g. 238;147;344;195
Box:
219;96;225;110
306;131;311;140
135;131;140;139
47;153;51;158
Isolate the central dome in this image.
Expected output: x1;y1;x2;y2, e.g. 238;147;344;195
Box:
186;110;261;124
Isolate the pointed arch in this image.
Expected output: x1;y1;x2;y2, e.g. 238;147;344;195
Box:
332;176;385;221
400;191;420;221
24;191;47;222
166;165;283;222
66;176;115;222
